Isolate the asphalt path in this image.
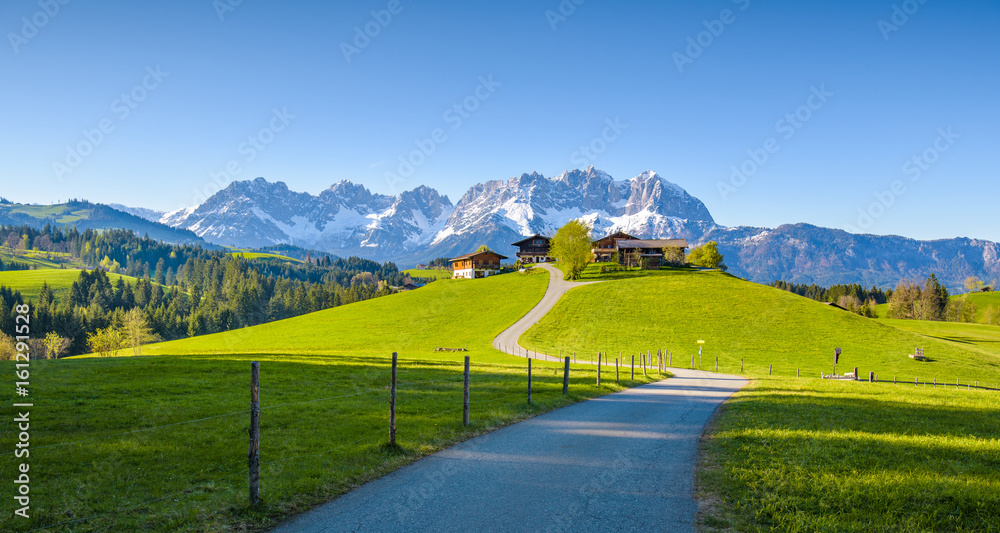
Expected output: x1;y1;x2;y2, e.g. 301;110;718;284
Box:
493;263;601;362
271;264;748;532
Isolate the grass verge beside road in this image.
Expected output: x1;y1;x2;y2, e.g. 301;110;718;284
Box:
697;378;1000;532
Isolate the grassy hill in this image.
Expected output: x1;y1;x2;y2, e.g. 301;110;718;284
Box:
403;268;453;280
0;201;209;246
516;265;1000;531
1;270;662;533
1;244;85;269
228;251;304;264
521;268;1000;384
0;269;139;302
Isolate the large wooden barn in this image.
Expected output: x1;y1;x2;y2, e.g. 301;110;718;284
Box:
615;239;688;268
511;234;553;264
591;231;637;262
449;250;507;279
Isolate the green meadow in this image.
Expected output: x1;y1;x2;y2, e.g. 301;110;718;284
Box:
0;269;138;302
521;264;1000;531
520;267;1000;384
228;251;303;264
697;378;1000;532
0;245;83;270
0;269;660;532
403;268;453;280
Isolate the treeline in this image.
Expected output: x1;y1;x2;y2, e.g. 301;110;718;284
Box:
771;274;982;323
0;257;32;271
886;274;973;322
769;280;890;317
0;224;408;358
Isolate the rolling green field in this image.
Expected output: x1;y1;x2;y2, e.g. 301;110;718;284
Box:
0;269;139;302
882;318;1000;360
697;378;1000;532
0;269;663;532
228;251;303;264
520;268;1000;384
0;245;83;269
403;268;453;280
520;266;1000;531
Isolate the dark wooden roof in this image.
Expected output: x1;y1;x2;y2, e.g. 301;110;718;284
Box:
616;239;688;249
592;231;638;244
511;234;550;246
449;250;509;262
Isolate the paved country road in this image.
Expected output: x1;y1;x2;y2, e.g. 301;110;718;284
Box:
270;264;748;532
271;368;746;533
493;263;602;361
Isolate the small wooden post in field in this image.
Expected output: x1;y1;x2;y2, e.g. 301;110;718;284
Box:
527;358;532;404
741;359;744;373
869;371;874;383
853;367;858;381
563;357;570;395
768;364;772;376
669;351;672;367
463;356;470;426
616;358;619;383
249;361;260;506
715;357;718;372
797;368;800;378
642;354;646;376
597;352;601;386
691;354;695;369
631;355;634;380
957;378;960;387
390;352;398;446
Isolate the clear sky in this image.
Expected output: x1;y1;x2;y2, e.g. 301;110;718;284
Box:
2;0;997;240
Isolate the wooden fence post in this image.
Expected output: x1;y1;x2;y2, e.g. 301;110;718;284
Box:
715;357;718;372
463;356;470;426
390;352;398;446
741;359;744;373
854;367;858;381
616;358;619;383
249;361;260;506
768;364;772;376
631;355;634;380
797;368;800;378
869;371;874;383
597;352;601;386
527;358;532;404
563;357;570;395
642;354;646;376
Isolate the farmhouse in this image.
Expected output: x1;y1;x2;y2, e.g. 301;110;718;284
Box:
511;234;553;264
591;231;638;262
615;239;688;268
450;249;507;279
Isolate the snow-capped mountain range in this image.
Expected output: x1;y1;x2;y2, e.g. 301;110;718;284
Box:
150;167;1000;290
160;167;717;264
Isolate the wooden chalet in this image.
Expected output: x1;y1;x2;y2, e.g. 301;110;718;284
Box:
449;249;507;279
511;234;552;264
615;239;688;268
591;231;638;262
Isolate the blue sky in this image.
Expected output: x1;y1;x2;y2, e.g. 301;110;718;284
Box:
2;0;997;240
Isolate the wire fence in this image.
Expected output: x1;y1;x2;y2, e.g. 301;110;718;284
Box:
7;352;620;532
10;346;994;531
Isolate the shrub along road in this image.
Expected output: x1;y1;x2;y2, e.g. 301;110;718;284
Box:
270;264;747;532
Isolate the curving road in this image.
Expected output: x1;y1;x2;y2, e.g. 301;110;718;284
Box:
270;264;748;533
493;263;602;362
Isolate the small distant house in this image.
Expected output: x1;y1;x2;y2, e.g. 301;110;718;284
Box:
511;234;552;264
591;231;638;262
450;250;507;279
615;239;689;268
